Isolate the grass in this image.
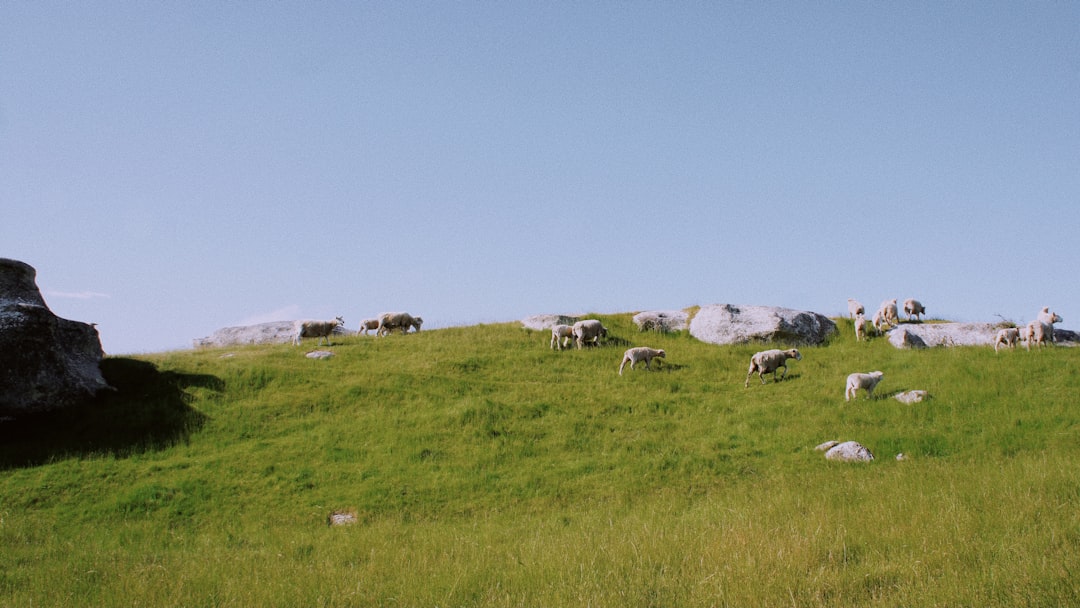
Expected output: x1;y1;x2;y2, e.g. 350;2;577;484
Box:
1;313;1078;606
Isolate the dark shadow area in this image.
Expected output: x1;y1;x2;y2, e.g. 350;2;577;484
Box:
0;358;217;469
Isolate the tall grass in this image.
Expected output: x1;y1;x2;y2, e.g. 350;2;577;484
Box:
1;314;1078;606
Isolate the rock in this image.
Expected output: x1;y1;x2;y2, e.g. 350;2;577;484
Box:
894;390;929;404
887;322;1000;349
632;310;689;332
194;321;352;348
896;453;908;461
689;304;836;346
305;350;335;359
520;314;581;331
824;441;875;462
0;259;111;417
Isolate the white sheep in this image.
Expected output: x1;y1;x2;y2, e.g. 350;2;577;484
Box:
358;318;381;336
376;312;423;336
1037;307;1063;343
876;299;900;329
550;324;574;350
993;328;1021;352
294;316;345;347
854;313;867;341
903;298;926;321
847;298;865;319
618;347;665;375
1025;320;1052;350
845;371;884;401
745;348;801;388
572;319;607;349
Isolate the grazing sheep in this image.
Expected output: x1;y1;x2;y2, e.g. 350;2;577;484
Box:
847;298;865;319
572;319;608;350
845;371;884;401
1037;307;1063;343
1026;320;1052;350
745;348;802;388
903;299;926;321
294;316;345;347
550;324;574;350
376;312;423;336
618;347;666;375
1018;323;1033;347
854;313;867;341
358;318;381;336
994;328;1021;352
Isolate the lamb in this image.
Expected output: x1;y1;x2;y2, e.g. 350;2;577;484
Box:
993;328;1021;352
903;299;926;322
744;348;801;387
854;313;867;341
872;299;899;332
550;324;574;350
618;347;665;375
358;318;381;336
845;371;884;401
293;316;345;347
376;312;423;336
572;319;608;349
1025;320;1052;350
847;298;865;319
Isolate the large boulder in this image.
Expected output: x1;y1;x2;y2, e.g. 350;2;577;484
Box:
632;310;689;332
520;314;581;331
888;322;1007;349
194;321;352;348
689;304;836;346
0;259;110;417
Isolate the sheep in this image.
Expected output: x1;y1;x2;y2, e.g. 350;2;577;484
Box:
550;324;574;350
847;298;864;319
872;309;886;333
618;347;665;375
1026;320;1052;350
744;348;801;388
376;312;423;336
1037;307;1063;343
294;316;345;347
358;318;381;336
854;312;867;341
994;328;1021;352
845;371;884;401
872;298;898;330
572;319;607;349
903;299;926;322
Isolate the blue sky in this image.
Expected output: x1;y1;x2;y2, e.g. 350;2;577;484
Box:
2;2;1077;354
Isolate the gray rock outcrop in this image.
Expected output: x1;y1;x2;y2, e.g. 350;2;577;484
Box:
894;390;929;404
520;314;581;331
632;310;689;332
689;304;836;346
822;440;875;462
887;322;998;349
0;258;110;417
194;321;351;348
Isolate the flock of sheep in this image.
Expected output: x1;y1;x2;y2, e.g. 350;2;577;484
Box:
556;299;1066;401
293;311;424;347
294;301;1065;401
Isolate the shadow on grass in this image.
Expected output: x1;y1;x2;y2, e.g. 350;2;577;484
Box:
0;358;217;469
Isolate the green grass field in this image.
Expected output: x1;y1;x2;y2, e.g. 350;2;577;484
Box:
1;314;1078;606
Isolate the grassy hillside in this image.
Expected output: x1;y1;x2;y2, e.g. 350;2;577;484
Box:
1;314;1078;606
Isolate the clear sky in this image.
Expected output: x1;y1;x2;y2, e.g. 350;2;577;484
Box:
2;2;1077;354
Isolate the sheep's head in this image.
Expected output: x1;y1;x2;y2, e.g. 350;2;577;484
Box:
870;371;884;380
335;316;345;326
787;349;802;361
656;349;666;358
